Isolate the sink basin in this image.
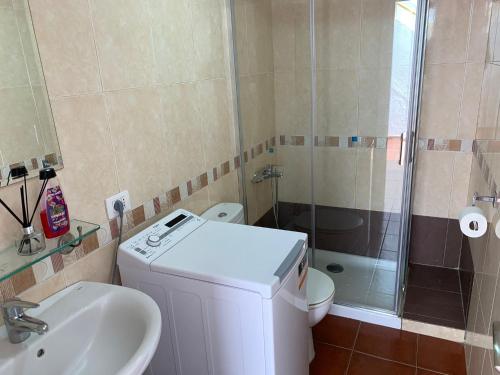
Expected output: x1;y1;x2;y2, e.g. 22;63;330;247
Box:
0;281;161;375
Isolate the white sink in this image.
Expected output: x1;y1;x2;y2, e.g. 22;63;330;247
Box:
0;281;161;375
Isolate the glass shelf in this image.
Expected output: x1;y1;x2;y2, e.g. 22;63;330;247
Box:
0;219;100;282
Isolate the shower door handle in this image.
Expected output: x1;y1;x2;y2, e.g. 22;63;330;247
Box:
398;132;407;166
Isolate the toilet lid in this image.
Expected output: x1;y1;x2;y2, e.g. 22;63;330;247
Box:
307;268;335;307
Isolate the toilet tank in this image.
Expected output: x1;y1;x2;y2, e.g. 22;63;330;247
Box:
201;203;244;224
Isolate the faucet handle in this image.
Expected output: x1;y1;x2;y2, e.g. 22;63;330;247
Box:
1;298;39;318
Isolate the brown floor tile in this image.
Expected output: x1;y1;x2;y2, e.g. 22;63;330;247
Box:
408;264;461;293
312;315;360;349
417;335;466;375
309;342;351;375
404;285;465;328
354;322;417;365
347;352;415;375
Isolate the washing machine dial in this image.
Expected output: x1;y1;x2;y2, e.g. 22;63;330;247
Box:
147;235;161;247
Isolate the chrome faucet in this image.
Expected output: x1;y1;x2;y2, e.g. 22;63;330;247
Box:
252;165;283;183
1;298;48;344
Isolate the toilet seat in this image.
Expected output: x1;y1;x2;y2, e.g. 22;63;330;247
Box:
307;268;335;309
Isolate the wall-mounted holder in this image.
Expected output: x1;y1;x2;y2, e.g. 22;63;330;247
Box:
58;225;83;255
472;192;500;208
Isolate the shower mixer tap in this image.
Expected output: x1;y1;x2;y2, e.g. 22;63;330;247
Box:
251;165;283;183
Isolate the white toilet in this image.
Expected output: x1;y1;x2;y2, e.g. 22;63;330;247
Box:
201;203;336;362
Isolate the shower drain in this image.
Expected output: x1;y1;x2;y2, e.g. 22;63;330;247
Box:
326;263;344;273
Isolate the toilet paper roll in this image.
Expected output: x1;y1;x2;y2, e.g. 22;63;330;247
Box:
493;214;500;239
459;206;487;238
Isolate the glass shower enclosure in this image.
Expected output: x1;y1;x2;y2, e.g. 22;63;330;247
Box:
230;0;426;316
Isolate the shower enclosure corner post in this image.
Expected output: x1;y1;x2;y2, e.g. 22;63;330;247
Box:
395;0;429;316
309;0;317;266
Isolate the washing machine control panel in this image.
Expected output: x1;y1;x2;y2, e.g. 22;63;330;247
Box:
119;209;206;262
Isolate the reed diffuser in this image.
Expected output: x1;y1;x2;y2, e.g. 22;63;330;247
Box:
0;166;55;255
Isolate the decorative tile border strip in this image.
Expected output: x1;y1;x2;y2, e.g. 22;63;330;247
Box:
473;140;499;195
417;138;473;152
0;152;62;183
0;137;276;299
279;135;474;152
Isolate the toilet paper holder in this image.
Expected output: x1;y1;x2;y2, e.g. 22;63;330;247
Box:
473;192;500;208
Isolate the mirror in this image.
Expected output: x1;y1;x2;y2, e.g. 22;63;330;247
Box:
0;0;62;187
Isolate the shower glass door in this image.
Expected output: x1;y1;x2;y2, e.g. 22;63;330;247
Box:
230;0;424;315
310;0;420;313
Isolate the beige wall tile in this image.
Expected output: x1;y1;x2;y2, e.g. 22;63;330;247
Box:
477;63;500;139
355;148;389;211
419;63;466;139
244;0;274;75
63;241;115;286
274;69;311;135
360;0;395;68
208;170;240;205
191;0;228;80
459;63;486;139
90;0;153;90
197;78;235;168
448;152;473;218
160;82;206;187
293;0;311;71
314;148;357;208
29;0;100;97
412;150;454;218
271;0;296;72
245;153;276;224
425;0;471;64
467;0;491;64
17;271;65;303
358;68;391;137
276;146;311;204
148;0;194;85
239;73;275;148
316;68;359;136
173;187;211;216
52;94;119;225
315;0;361;70
105;87;171;205
233;0;249;76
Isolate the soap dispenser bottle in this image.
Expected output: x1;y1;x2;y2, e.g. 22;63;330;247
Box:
39;168;70;238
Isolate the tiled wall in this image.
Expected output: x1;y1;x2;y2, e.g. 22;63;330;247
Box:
463;142;500;374
407;0;492;268
234;0;277;224
0;0;245;308
464;2;500;372
412;0;489;220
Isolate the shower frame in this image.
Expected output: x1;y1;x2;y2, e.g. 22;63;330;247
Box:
227;0;429;318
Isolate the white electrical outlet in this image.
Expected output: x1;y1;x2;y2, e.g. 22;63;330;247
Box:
105;191;131;219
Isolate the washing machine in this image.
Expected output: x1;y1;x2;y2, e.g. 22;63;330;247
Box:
117;209;309;375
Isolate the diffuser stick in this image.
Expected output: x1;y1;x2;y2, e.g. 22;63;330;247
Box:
23;174;28;223
20;186;27;227
0;198;24;226
29;179;48;226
